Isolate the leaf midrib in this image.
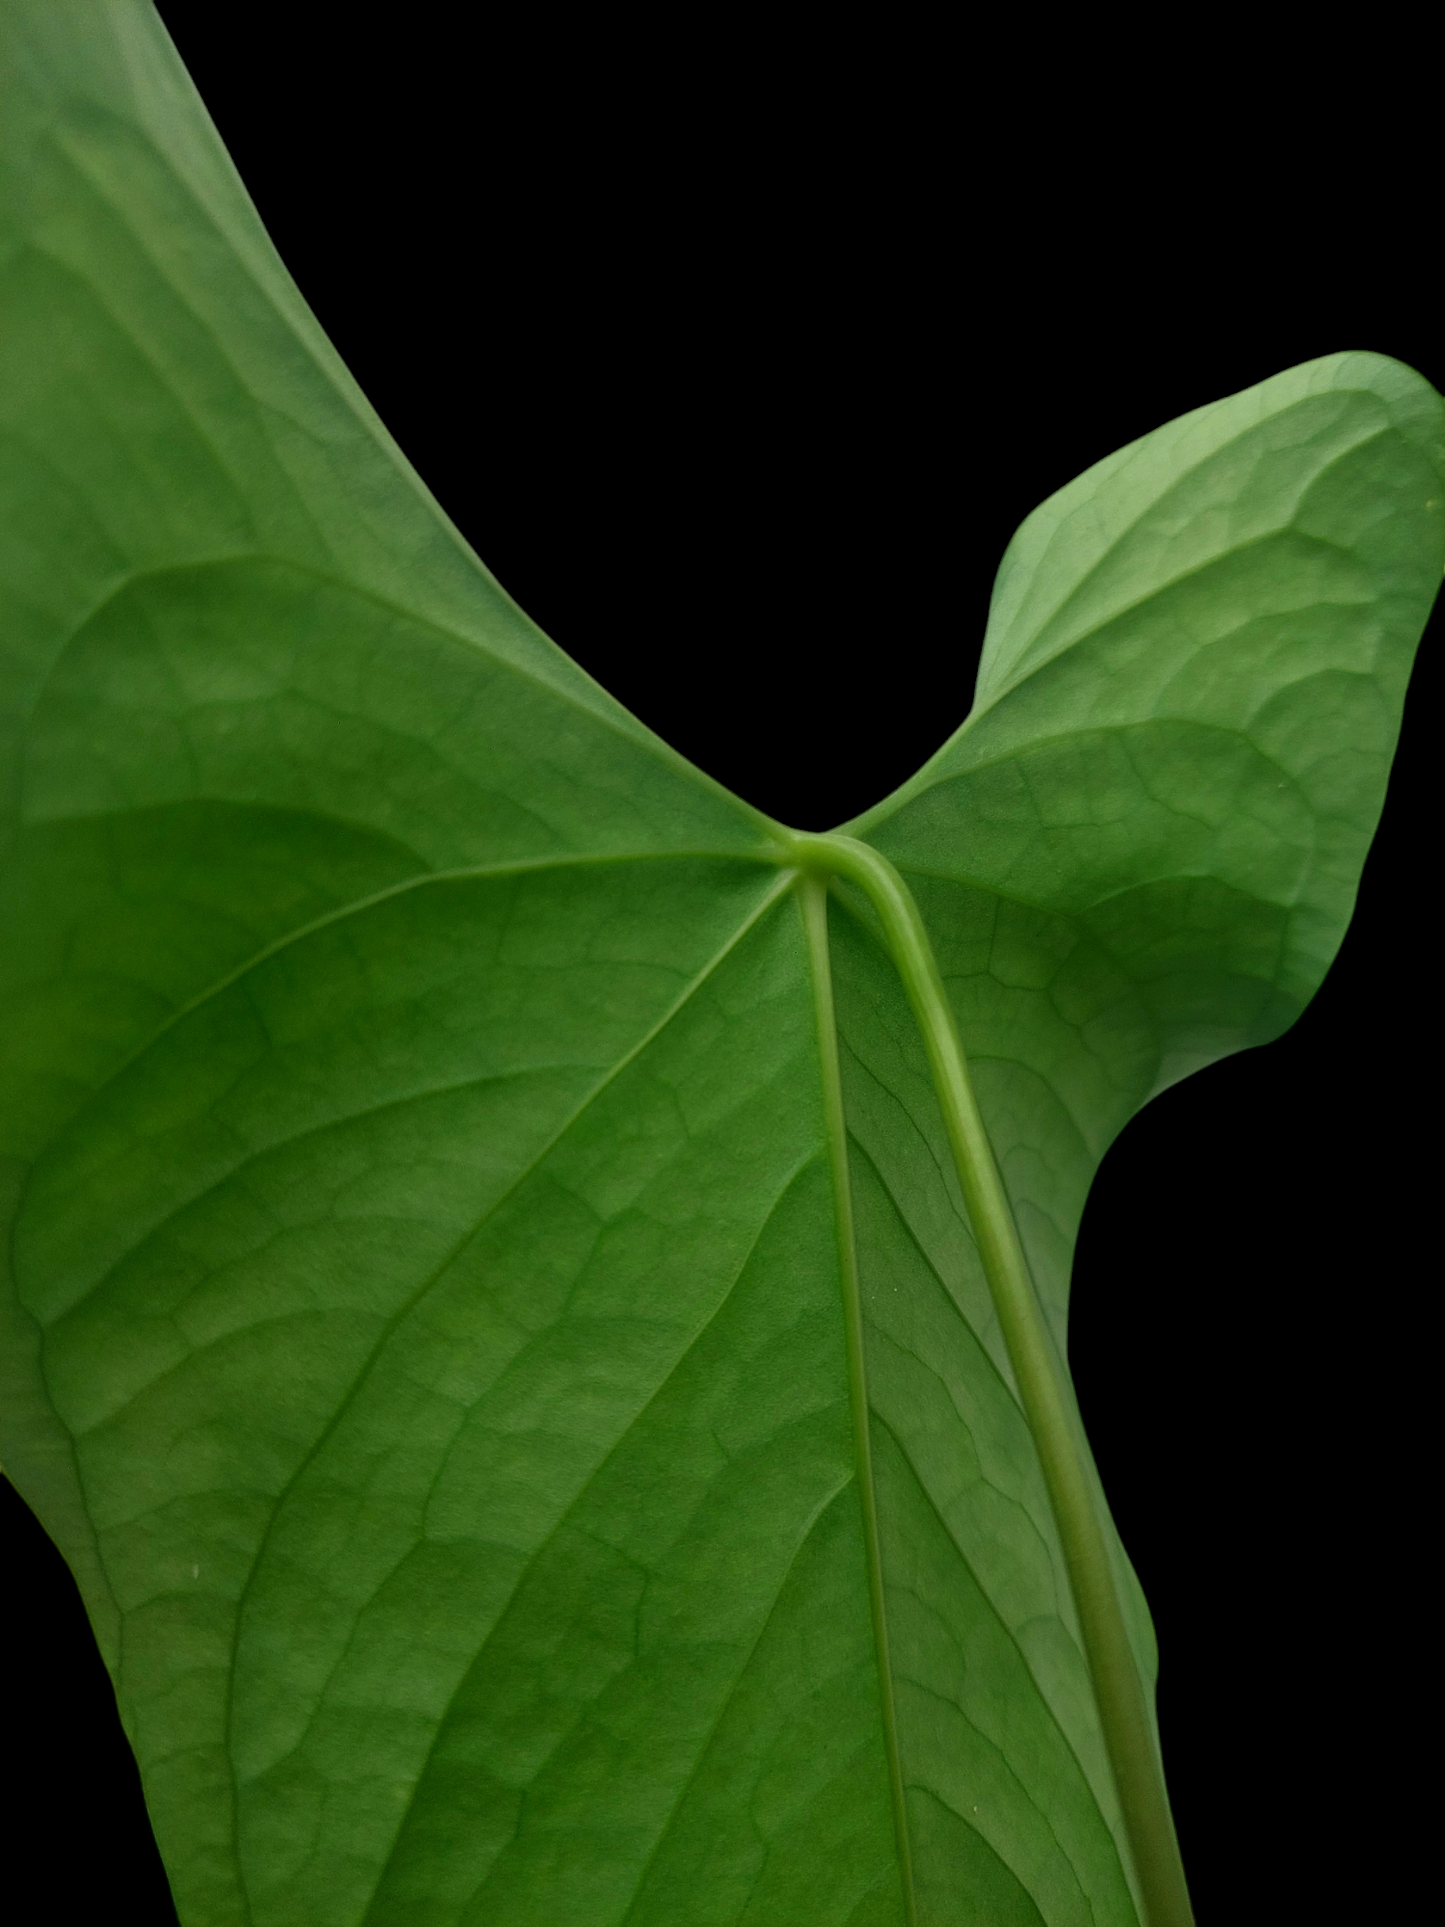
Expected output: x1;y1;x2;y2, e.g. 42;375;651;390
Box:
799;874;918;1927
787;836;1195;1927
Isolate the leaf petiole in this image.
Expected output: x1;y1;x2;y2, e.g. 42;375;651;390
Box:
783;833;1196;1927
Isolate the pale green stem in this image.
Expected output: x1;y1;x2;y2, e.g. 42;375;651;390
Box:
784;832;1195;1927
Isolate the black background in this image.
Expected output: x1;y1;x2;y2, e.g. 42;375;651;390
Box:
4;9;1435;1922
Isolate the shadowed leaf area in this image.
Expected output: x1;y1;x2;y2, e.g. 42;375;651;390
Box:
2;6;1441;1924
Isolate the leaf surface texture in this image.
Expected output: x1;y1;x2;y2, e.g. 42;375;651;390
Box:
2;7;1442;1924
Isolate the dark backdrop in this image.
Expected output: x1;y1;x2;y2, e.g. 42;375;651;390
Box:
5;9;1435;1922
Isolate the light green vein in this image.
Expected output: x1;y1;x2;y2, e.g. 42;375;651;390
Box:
871;1405;1129;1910
358;1148;823;1926
799;873;917;1927
615;1475;855;1926
788;833;1193;1927
35;844;782;1135
218;870;795;1907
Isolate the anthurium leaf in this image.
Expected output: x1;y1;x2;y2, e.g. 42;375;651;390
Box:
2;7;1441;1927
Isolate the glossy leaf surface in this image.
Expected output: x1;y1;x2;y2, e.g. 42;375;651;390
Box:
2;7;1442;1924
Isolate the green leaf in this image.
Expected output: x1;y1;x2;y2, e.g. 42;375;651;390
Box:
2;6;1441;1926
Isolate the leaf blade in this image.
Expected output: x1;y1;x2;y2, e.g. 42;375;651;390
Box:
4;6;1442;1925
